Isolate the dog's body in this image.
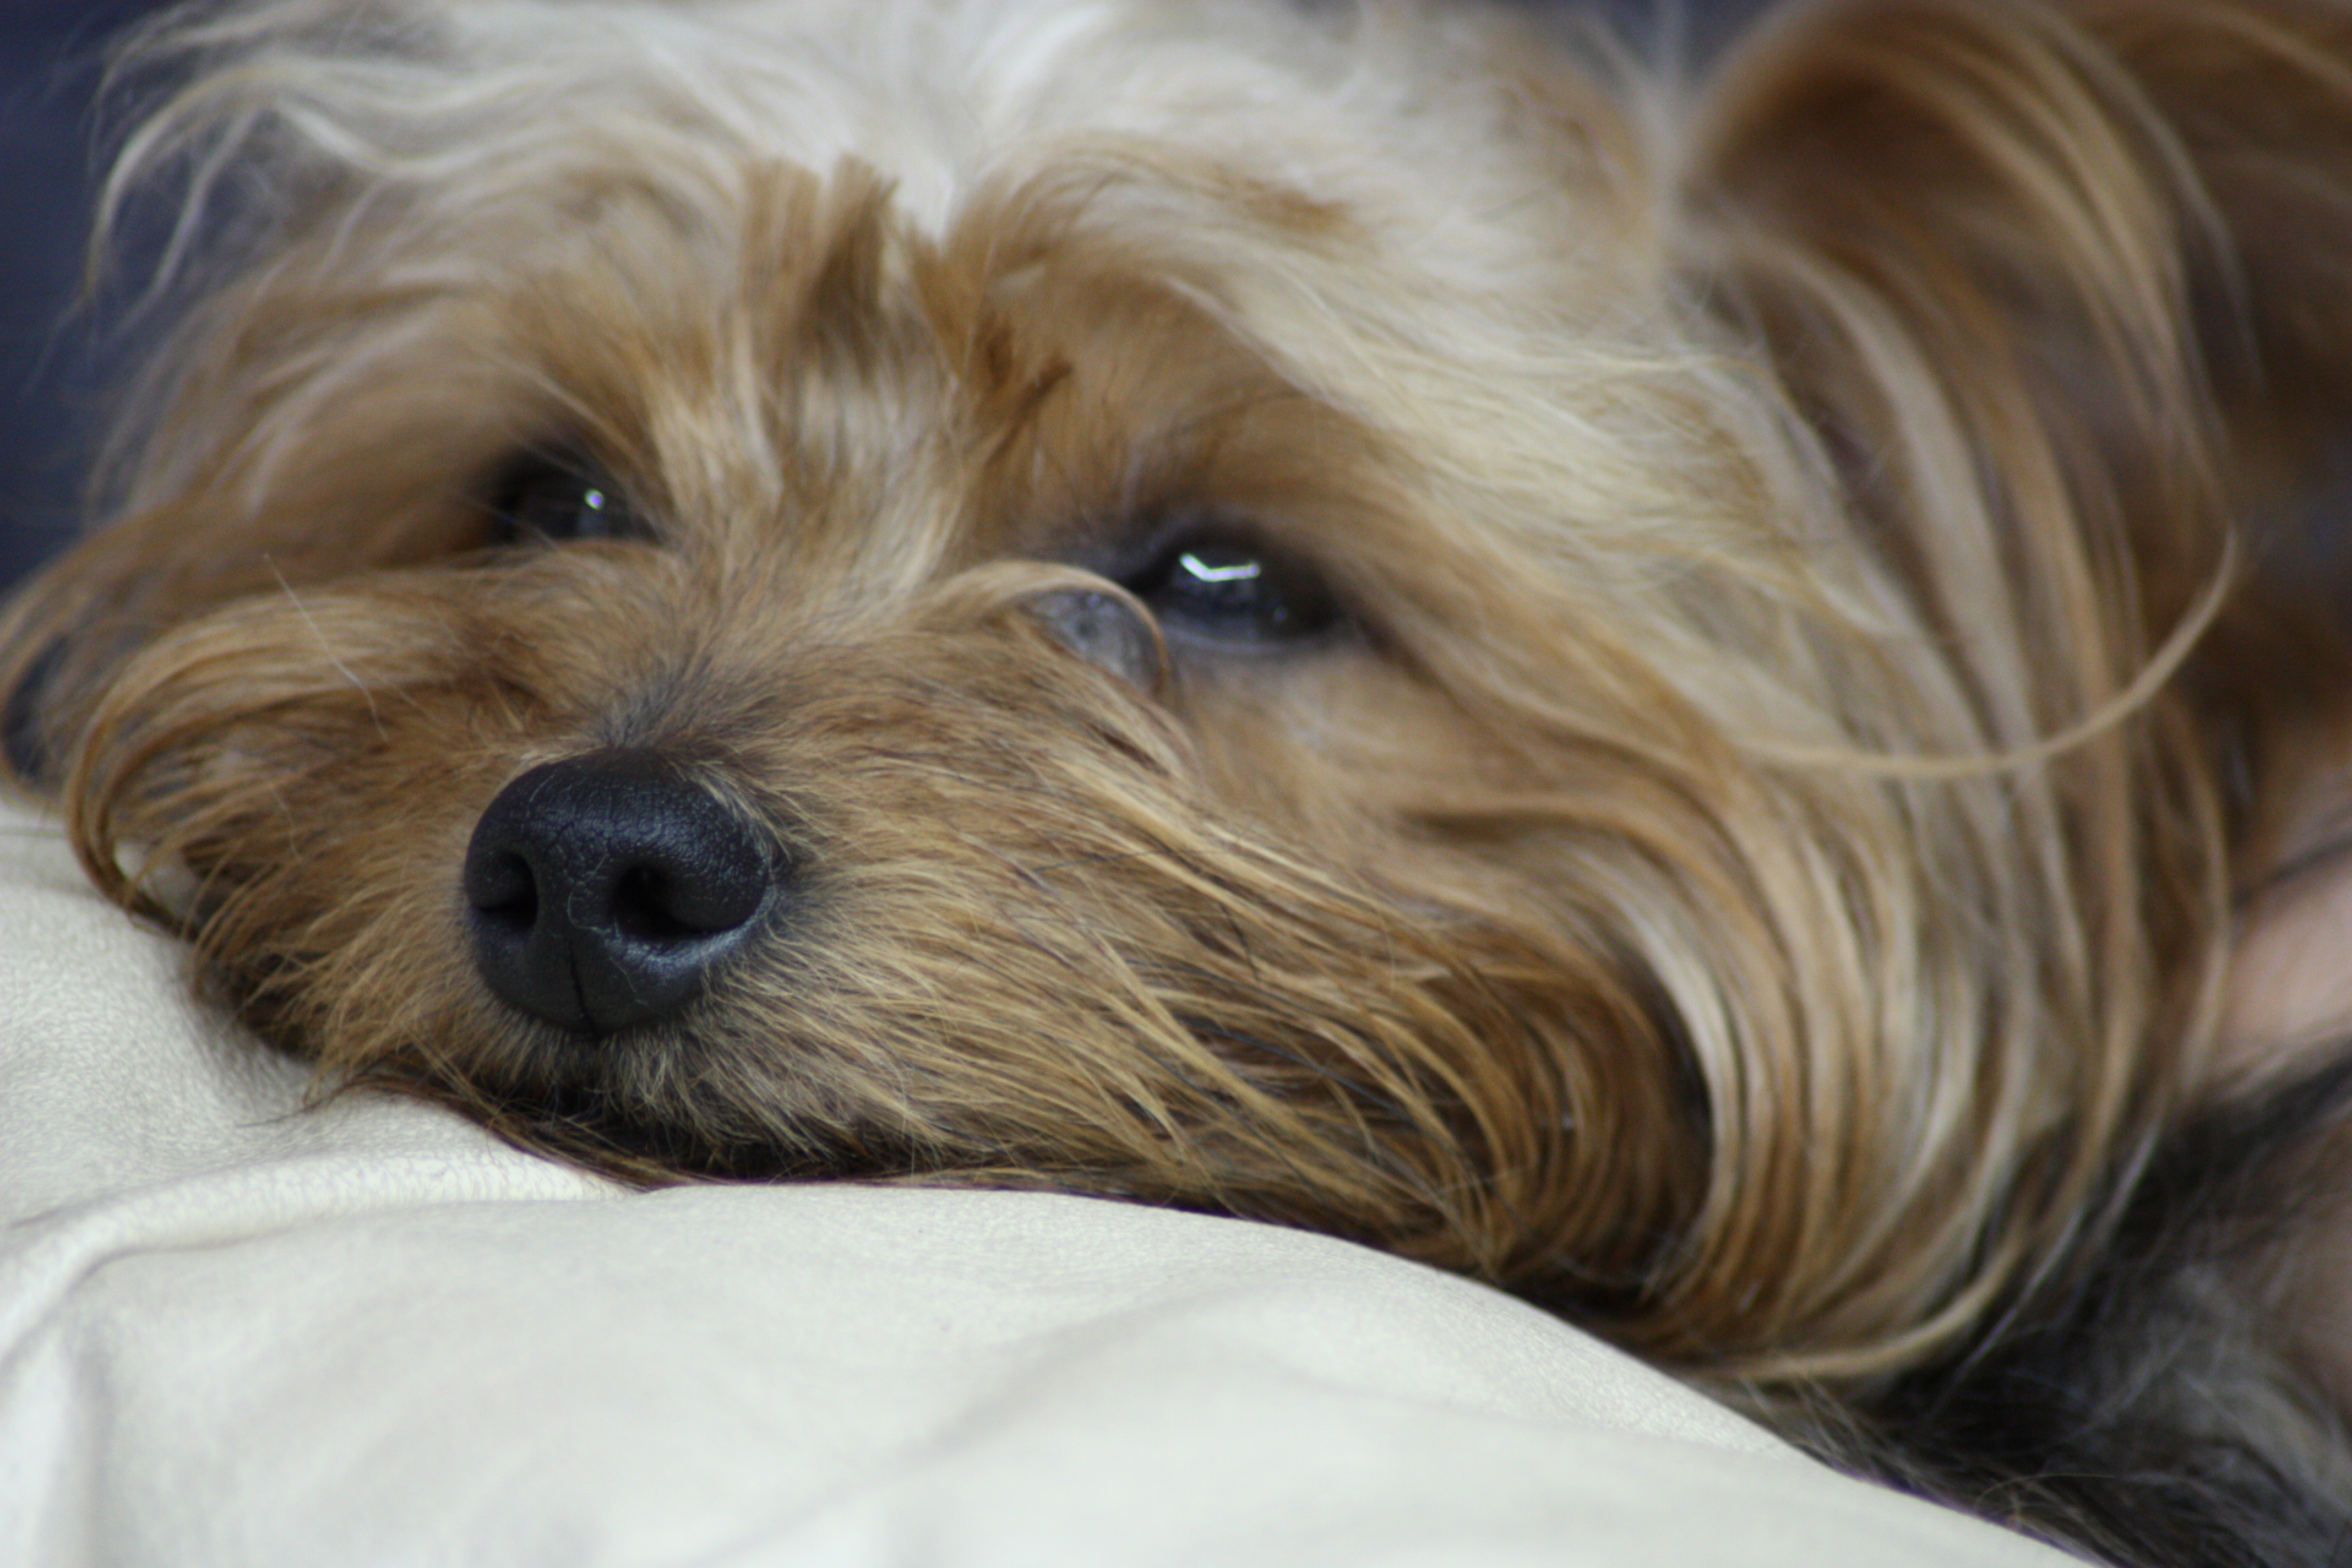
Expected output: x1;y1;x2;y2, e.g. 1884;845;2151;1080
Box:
9;0;2352;1558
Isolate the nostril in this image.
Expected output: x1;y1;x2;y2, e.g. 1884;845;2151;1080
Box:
612;865;692;942
609;859;764;943
465;847;541;932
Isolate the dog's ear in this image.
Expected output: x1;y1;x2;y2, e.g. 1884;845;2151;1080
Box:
1685;0;2352;683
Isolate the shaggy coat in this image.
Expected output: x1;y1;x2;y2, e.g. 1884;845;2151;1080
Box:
10;0;2352;1559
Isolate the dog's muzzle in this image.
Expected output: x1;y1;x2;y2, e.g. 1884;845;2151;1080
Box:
462;751;775;1035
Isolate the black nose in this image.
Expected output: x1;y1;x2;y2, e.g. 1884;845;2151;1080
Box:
463;752;774;1035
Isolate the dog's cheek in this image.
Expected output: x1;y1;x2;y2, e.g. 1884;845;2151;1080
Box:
1167;645;1456;828
687;707;1691;1281
40;590;524;1053
159;718;527;1062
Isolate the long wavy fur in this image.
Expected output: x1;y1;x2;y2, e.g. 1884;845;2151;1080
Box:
11;0;2352;1559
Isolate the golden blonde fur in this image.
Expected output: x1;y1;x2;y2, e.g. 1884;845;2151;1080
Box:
13;0;2352;1556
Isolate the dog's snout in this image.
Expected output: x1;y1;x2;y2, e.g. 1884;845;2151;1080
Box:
463;752;774;1035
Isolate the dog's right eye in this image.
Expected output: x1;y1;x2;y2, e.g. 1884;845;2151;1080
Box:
487;455;649;546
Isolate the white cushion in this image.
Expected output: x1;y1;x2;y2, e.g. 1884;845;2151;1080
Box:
0;795;2067;1566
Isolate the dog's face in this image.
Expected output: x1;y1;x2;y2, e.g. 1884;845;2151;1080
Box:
15;0;2352;1390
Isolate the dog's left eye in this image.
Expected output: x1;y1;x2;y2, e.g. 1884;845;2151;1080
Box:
1121;533;1341;646
487;455;649;546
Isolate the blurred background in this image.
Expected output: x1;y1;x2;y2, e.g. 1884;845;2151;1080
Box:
0;0;1763;598
1;0;161;595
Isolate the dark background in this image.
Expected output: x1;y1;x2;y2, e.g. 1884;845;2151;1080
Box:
0;0;1761;598
0;0;162;594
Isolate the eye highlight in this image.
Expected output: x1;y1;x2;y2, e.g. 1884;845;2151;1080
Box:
486;452;650;547
1120;530;1342;647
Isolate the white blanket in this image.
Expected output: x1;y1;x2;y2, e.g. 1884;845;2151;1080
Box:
0;796;2067;1566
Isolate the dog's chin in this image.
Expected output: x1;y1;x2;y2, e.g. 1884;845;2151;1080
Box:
407;1021;944;1185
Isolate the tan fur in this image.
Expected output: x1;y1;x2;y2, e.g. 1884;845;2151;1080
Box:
12;0;2352;1523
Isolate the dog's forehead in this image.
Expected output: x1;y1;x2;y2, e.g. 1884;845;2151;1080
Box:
421;0;1608;269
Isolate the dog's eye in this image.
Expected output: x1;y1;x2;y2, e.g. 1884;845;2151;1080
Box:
1122;533;1340;645
488;455;647;546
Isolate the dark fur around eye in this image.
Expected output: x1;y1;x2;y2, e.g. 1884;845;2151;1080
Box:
1116;524;1343;647
486;451;650;547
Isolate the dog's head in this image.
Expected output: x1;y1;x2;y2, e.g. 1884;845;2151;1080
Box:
9;0;2352;1387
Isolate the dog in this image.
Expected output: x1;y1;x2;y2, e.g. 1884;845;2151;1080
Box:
10;0;2352;1558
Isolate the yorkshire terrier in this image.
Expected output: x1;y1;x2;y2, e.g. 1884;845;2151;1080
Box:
10;0;2352;1560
